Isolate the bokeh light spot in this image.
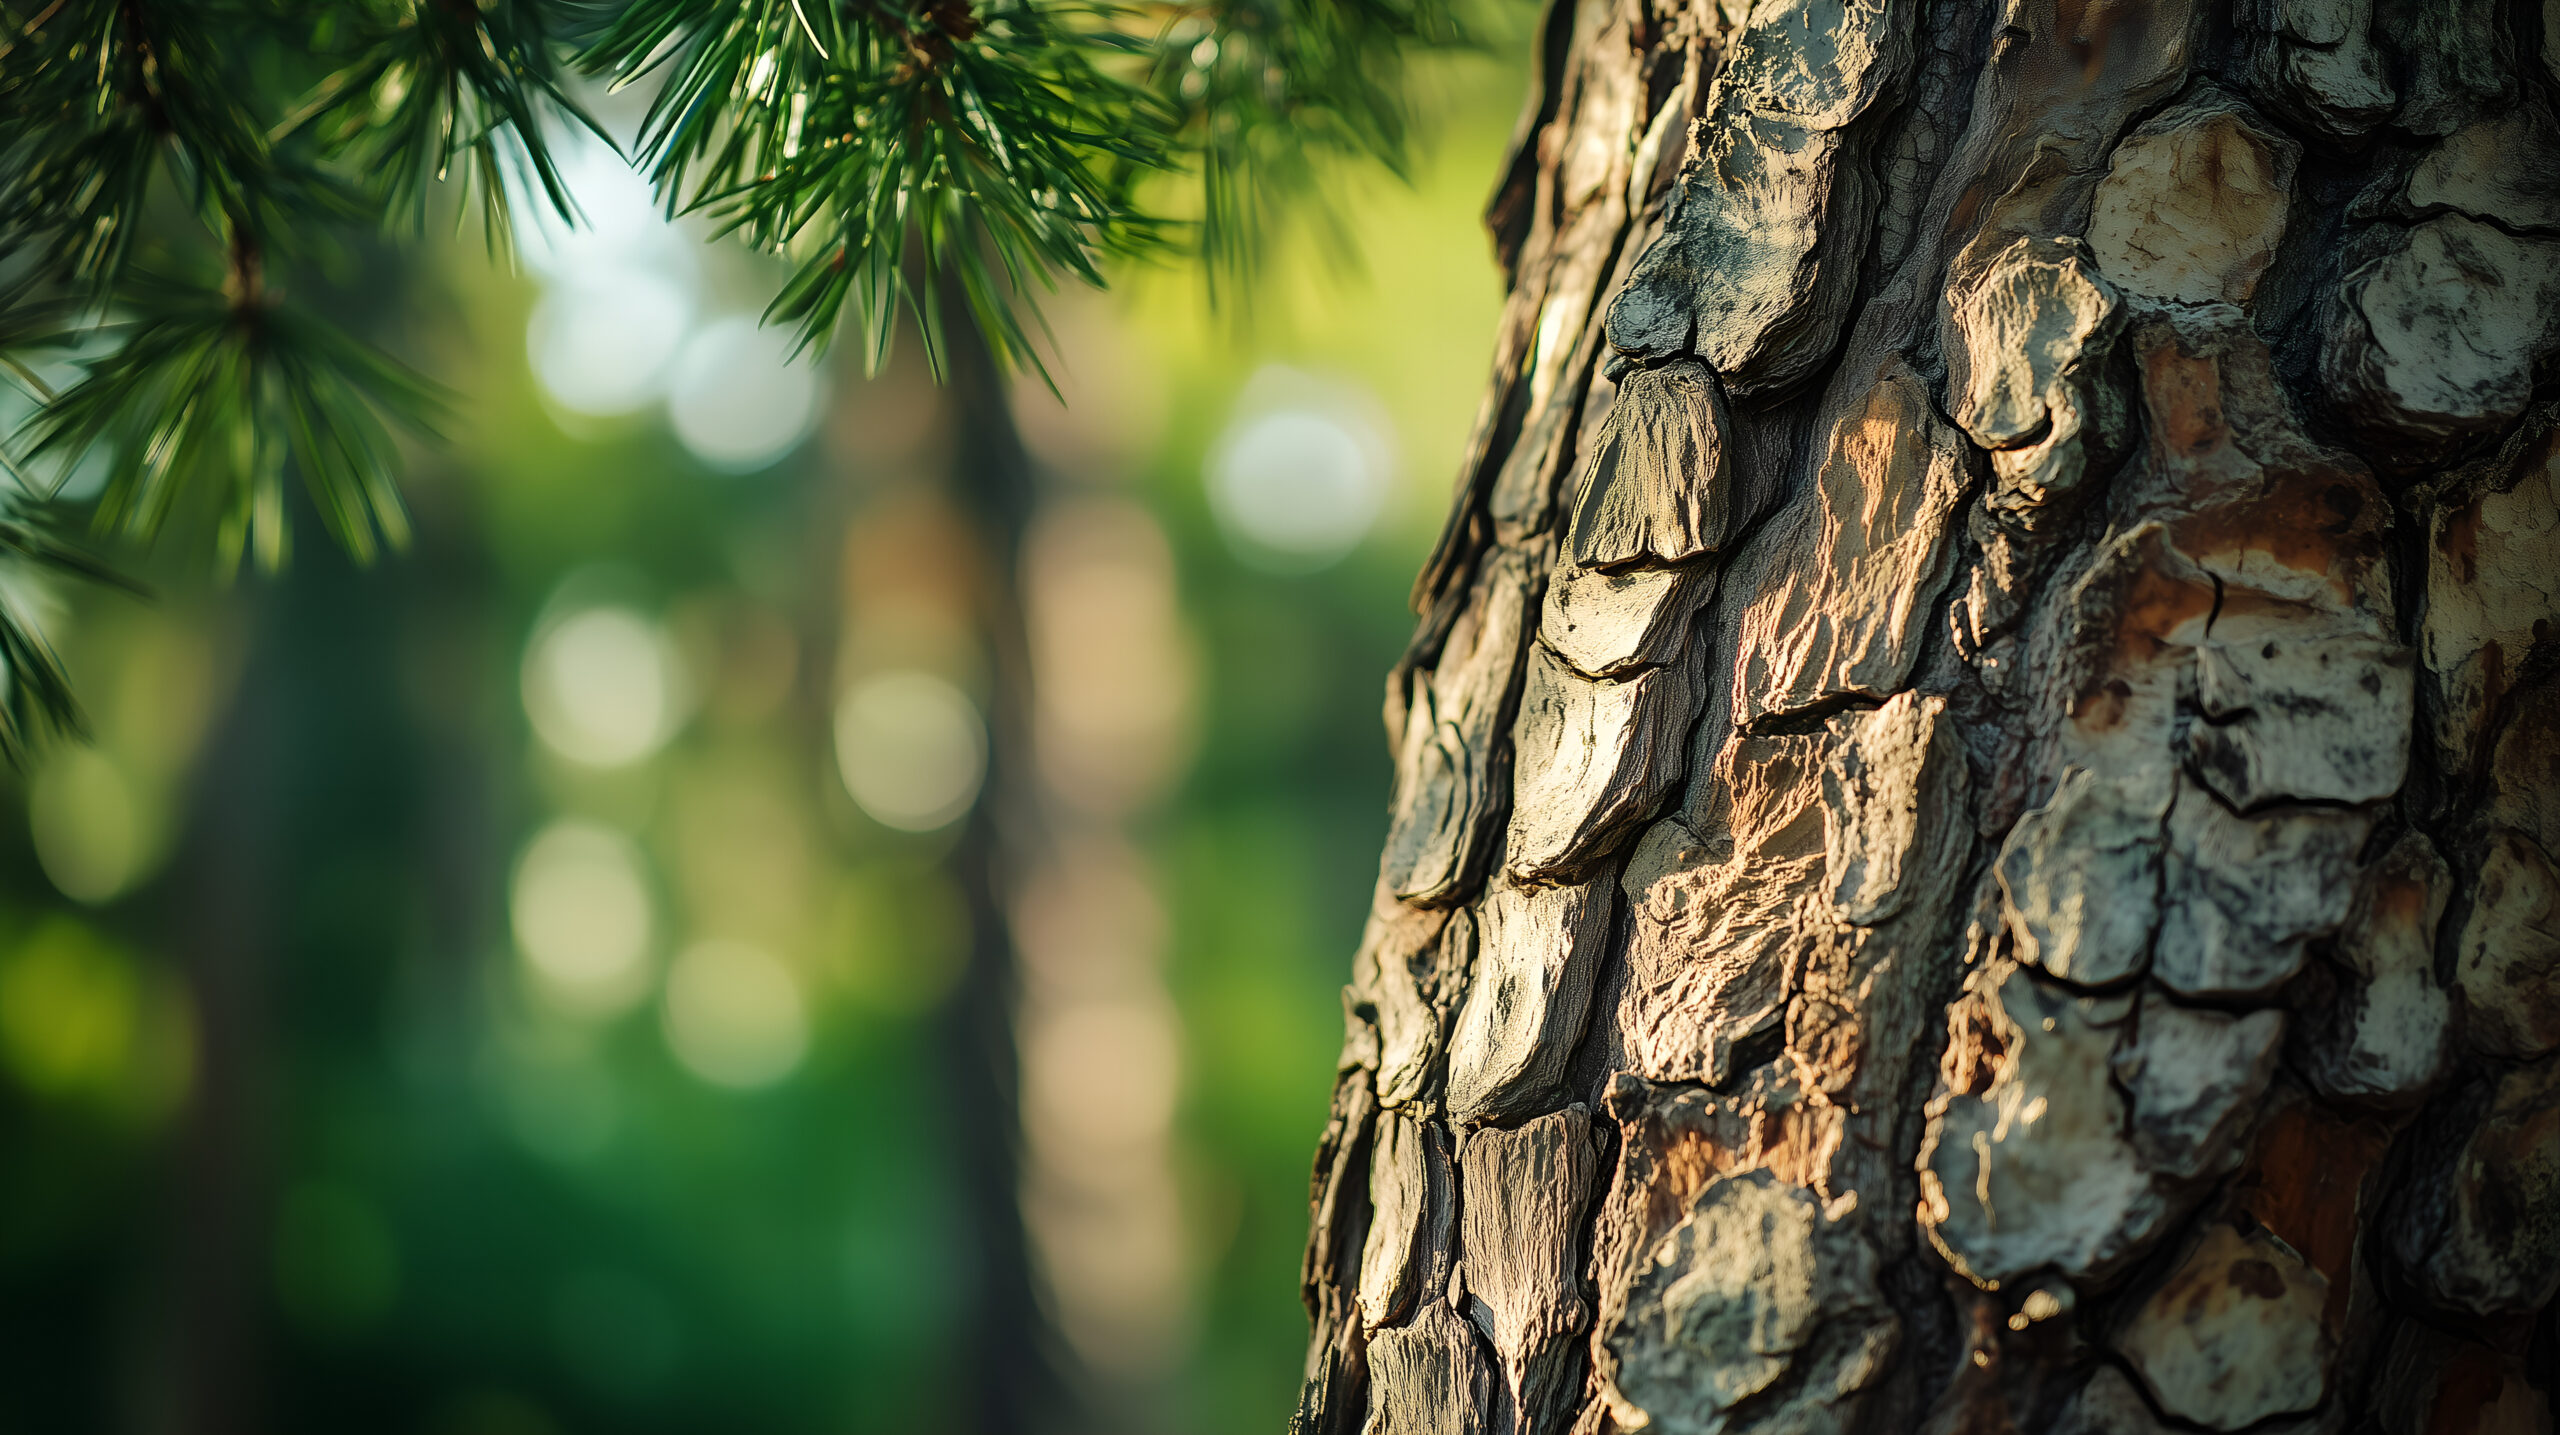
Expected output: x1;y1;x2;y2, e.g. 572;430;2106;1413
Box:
527;273;694;417
832;670;986;832
1205;367;1394;571
513;133;703;423
509;821;655;1017
1023;995;1182;1156
522;606;683;768
661;939;806;1089
29;748;146;903
0;917;135;1098
666;317;823;472
513;139;691;283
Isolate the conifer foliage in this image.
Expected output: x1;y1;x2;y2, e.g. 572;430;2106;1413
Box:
0;0;1465;753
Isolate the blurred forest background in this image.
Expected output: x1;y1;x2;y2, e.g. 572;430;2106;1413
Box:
0;37;1521;1435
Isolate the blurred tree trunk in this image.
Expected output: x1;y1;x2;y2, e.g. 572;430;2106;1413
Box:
167;614;279;1435
1295;1;2560;1431
936;295;1068;1435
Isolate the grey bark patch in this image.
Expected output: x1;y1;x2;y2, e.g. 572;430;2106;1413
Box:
2389;1055;2560;1317
1943;238;2128;527
1443;874;1615;1123
1351;882;1458;1109
1362;1299;1497;1435
2049;1365;2179;1434
1730;359;1969;726
1614;735;1828;1086
1306;1071;1379;1305
2087;90;2299;309
2297;832;2455;1105
1297;1072;1379;1435
1563;360;1735;572
2114;1222;2333;1429
1935;0;2200;289
1795;700;1976;1121
1505;645;1694;884
1384;549;1538;906
1361;1113;1458;1329
2481;687;2560;858
1597;1169;1895;1434
1370;952;1445;1110
2242;0;2395;140
2422;421;2560;774
1494;232;1635;548
1601;0;1910;396
2407;105;2560;232
1820;691;1970;927
1540;562;1712;681
1582;1081;1755;1370
2185;628;2413;809
2112;991;2285;1184
2151;780;2369;1000
1997;768;2172;989
1457;1105;1603;1434
1919;962;2169;1287
2378;0;2513;137
2454;830;2560;1061
2323;215;2560;469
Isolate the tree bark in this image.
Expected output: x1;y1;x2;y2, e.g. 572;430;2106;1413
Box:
1296;1;2560;1431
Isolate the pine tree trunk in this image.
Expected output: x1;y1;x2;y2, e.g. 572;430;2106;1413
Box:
936;300;1062;1434
1295;2;2560;1430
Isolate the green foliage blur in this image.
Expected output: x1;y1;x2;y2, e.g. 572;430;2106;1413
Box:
0;44;1520;1435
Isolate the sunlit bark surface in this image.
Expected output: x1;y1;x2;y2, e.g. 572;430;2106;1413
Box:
1296;2;2560;1430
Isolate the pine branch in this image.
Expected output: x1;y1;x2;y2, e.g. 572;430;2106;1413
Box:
0;517;147;765
0;0;355;294
580;0;1177;378
1154;0;1473;290
575;0;1476;364
19;258;442;575
282;0;606;252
